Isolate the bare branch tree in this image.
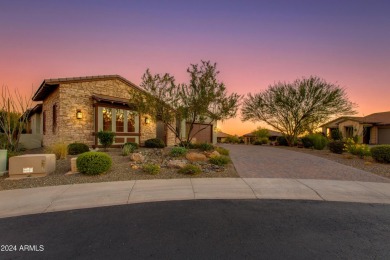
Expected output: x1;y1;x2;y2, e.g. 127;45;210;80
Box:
0;85;34;151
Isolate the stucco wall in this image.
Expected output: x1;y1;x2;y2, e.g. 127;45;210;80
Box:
338;120;362;142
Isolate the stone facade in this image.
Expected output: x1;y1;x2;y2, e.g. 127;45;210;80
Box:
42;88;60;146
40;78;178;147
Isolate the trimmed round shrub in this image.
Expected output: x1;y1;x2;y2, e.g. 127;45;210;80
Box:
199;143;214;151
276;136;289;146
68;142;90;155
209;155;230;166
301;136;313;148
145;138;165;148
328;141;345;154
178;164;202;175
312;135;328;150
371;145;390;163
97;131;115;150
170;147;188;157
76;152;112;175
143;163;160;175
253;140;262;145
215;147;229;156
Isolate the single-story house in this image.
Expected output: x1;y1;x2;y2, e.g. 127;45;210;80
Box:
24;75;217;148
321;111;390;144
216;132;232;143
242;130;282;144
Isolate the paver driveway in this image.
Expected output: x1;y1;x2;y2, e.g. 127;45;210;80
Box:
223;144;389;182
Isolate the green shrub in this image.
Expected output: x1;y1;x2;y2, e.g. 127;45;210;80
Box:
179;141;195;148
260;137;268;144
97;131;115;150
224;135;240;144
199;143;214;151
145;138;165;148
328;141;345;154
124;142;139;149
122;144;135;156
48;142;68;159
178;164;202;175
215;147;229;156
276;136;289;146
76;152;112;175
170;147;188;157
253;140;262;145
310;134;328;150
330;129;343;141
0;133;7;149
209;155;230;166
301;136;314;148
344;138;371;158
68;143;89;155
370;145;390;163
143;163;160;175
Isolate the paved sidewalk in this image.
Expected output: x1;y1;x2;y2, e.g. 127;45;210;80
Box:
1;178;390;218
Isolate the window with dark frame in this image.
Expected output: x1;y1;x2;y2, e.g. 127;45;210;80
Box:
52;104;57;134
43;111;46;135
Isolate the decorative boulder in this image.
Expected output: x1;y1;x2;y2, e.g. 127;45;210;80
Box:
186;152;207;162
167;160;187;169
130;153;145;162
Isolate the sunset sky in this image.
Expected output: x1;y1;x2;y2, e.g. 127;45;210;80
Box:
1;0;389;135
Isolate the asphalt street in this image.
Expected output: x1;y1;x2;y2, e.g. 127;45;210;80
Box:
0;200;389;259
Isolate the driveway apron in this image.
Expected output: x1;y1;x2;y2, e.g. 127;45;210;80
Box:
223;144;389;182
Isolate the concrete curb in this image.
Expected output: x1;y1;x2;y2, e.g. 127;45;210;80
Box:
1;178;390;219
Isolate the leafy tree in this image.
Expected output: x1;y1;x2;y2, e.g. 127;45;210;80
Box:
130;61;240;146
252;127;269;140
241;76;356;146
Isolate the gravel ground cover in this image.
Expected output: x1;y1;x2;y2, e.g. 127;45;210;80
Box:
277;146;390;179
0;147;238;191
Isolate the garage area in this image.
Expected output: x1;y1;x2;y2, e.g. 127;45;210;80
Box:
187;123;212;143
378;127;390;144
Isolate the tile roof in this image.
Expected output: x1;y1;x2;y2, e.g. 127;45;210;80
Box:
217;132;232;138
32;75;142;101
321;112;390;127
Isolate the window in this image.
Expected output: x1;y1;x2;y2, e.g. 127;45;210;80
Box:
98;107;139;133
102;108;112;131
43;111;46;135
116;109;124;132
52;104;57;134
127;111;136;132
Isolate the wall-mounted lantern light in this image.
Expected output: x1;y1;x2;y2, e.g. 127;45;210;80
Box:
76;109;83;119
145;117;150;124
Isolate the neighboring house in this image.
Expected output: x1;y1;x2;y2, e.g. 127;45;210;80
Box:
216;131;231;143
24;75;217;148
242;130;282;144
321;111;390;144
